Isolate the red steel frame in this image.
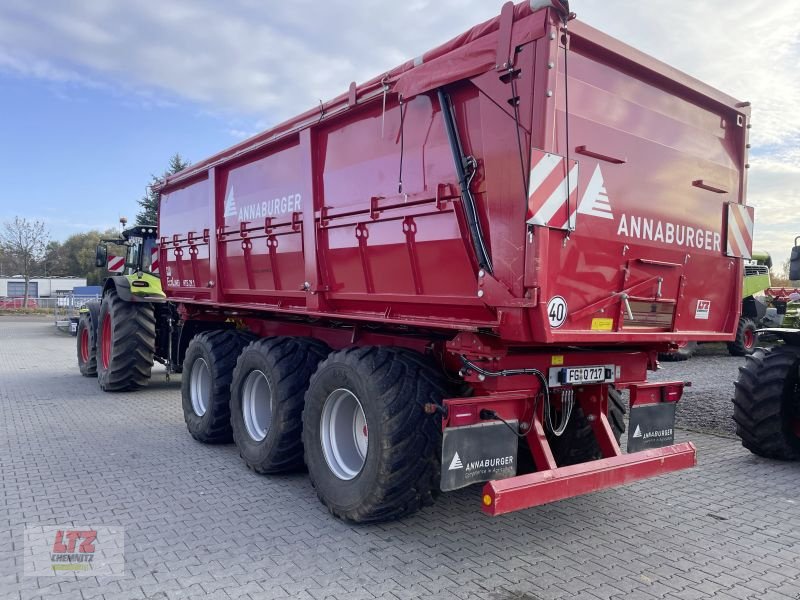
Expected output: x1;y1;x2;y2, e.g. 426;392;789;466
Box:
153;2;751;514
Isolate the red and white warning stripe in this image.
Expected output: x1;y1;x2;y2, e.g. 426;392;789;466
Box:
150;248;160;275
526;149;579;229
725;203;754;259
107;255;125;273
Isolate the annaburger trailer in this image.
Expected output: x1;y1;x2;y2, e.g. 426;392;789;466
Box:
92;1;753;521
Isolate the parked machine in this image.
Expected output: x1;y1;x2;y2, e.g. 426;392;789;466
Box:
660;252;773;361
78;1;754;521
76;223;176;390
733;238;800;459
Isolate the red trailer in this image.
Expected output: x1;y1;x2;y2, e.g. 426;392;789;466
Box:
148;1;750;521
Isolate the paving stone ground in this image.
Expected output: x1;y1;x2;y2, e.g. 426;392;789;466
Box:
1;316;799;600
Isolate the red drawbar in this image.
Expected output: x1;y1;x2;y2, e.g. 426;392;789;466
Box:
482;442;697;516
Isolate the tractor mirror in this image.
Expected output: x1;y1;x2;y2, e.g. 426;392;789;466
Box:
790;247;800;281
95;244;108;268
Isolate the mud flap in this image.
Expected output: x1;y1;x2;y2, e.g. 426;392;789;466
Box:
440;421;518;492
627;403;676;452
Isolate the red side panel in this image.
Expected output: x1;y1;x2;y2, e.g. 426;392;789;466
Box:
157;3;749;348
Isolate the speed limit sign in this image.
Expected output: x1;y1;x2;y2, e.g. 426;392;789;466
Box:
547;296;568;328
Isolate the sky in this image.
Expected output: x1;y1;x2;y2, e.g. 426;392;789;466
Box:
0;0;797;270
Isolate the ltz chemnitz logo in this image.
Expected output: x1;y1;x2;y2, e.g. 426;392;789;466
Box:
24;525;125;576
50;529;97;572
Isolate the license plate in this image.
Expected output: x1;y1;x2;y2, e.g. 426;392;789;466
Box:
562;366;606;385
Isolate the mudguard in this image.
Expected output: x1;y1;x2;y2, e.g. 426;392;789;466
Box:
757;328;800;346
79;299;102;348
102;274;166;303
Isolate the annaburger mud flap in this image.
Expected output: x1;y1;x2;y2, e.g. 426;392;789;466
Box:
440;421;518;492
627;403;676;453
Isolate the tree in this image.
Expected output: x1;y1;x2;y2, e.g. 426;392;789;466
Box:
136;153;189;225
0;217;49;307
57;229;120;285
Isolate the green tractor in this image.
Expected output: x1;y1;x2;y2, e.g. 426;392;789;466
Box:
661;251;774;361
733;237;800;459
76;222;174;391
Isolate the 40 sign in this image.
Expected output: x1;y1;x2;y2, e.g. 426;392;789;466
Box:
547;296;568;329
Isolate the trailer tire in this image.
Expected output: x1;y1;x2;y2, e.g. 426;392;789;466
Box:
549;386;626;466
97;289;156;392
727;317;758;357
76;313;97;377
303;346;447;523
732;346;800;460
230;337;330;474
182;330;255;444
658;341;698;362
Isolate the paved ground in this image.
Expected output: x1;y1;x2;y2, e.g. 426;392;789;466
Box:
1;316;799;600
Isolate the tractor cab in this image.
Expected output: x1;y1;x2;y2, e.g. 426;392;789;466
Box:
120;225;159;275
95;224;159;276
93;221;165;303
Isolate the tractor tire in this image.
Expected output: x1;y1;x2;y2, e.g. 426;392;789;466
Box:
230;337;329;474
303;346;447;523
732;346;800;460
96;289;156;392
182;330;255;444
76;313;97;377
549;385;626;466
728;317;758;357
659;341;698;362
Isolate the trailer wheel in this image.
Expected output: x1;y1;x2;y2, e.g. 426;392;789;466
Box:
303;346;447;523
76;313;97;377
549;386;626;466
732;346;800;460
728;317;758;357
97;289;156;392
230;337;329;474
182;330;254;444
658;341;698;362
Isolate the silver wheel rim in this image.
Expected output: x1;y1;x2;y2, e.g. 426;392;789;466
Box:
189;358;211;417
320;388;368;480
242;370;272;442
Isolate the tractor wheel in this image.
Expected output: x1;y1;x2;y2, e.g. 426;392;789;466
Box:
230;337;329;474
303;346;447;523
96;289;156;392
181;330;254;444
549;385;626;466
732;346;800;460
76;313;97;377
728;317;758;357
659;341;698;362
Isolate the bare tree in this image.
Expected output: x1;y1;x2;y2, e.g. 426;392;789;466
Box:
0;217;49;307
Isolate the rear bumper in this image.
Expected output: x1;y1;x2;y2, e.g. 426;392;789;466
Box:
481;441;696;516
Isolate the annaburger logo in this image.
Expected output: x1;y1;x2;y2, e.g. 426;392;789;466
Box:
464;456;514;472
224;186;302;221
449;452;514;472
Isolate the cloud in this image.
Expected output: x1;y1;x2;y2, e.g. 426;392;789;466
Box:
0;0;500;120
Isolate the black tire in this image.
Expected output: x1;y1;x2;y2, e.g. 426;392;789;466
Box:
76;313;97;377
549;386;626;466
728;317;758;357
659;341;698;362
97;289;156;392
230;337;329;474
303;346;447;523
182;330;255;444
732;346;800;460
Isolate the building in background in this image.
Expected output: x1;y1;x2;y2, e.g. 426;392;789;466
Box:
0;277;88;299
